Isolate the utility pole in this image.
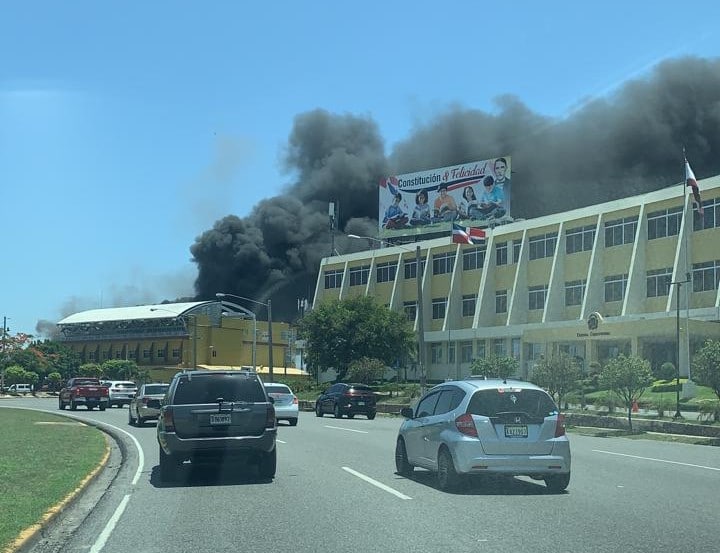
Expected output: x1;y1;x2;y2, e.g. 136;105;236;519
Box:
1;316;7;391
416;245;426;392
267;299;273;383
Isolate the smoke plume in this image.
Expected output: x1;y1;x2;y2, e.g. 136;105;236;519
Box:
191;56;720;322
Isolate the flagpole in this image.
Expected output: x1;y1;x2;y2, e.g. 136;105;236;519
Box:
682;150;692;382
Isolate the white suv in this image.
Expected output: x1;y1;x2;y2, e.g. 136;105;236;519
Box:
101;380;138;408
396;378;571;492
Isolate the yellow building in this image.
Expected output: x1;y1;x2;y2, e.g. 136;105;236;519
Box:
314;175;720;382
57;301;303;381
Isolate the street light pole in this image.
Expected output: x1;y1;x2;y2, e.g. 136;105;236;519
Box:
671;274;691;419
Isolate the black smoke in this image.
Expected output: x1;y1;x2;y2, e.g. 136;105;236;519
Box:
191;56;720;321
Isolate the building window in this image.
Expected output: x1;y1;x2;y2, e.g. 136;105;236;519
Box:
462;246;485;270
88;351;96;361
605;273;628;302
143;349;151;359
157;349;166;358
529;285;548;310
693;197;720;232
496;289;508;313
128;350;137;360
692;260;720;293
565;279;586;306
115;350;122;359
604;217;637;247
476;341;486;359
460;342;473;363
462;295;476;317
529;343;545;360
528;233;557;260
431;343;444;364
511;337;521;360
432;298;447;320
647;207;682;240
102;350;110;360
494;339;506;357
512;240;521;263
403;301;417;323
566;225;596;254
404;257;427;279
376;261;396;283
432;252;455;275
448;341;456;364
348;265;370;286
496;241;508;266
646;268;672;297
324;269;343;289
171;348;180;358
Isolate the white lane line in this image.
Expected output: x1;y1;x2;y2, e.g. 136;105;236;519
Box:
89;493;130;553
277;439;287;444
593;449;720;471
342;467;412;500
324;425;369;434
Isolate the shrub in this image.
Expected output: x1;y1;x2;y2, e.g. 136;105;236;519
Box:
654;362;676;381
651;382;682;393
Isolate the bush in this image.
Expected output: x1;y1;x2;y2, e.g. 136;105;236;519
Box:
651;382;682;393
652;397;675;418
697;400;720;422
654;362;676;381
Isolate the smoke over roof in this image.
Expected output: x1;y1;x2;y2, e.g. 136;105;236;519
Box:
191;56;720;321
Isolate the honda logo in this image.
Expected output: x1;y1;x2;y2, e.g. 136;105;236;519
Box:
515;416;522;424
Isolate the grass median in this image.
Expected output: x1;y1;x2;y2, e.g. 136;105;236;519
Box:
0;408;108;551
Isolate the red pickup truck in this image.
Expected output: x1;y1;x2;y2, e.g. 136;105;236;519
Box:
58;378;110;411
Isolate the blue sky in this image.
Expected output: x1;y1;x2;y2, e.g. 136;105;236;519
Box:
1;1;719;337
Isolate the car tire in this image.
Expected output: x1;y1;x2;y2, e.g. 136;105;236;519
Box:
333;404;343;419
315;403;323;417
159;445;181;482
289;418;298;426
70;400;77;411
367;411;376;420
395;438;414;477
257;448;277;479
544;473;570;493
128;408;136;426
437;448;461;492
347;413;355;419
87;405;94;411
58;399;65;410
99;405;106;411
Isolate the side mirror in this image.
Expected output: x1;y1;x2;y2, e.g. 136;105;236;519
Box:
400;407;414;419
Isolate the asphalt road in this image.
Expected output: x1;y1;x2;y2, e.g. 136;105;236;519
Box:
5;397;720;553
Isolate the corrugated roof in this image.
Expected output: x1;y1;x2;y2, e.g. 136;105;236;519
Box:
57;301;214;325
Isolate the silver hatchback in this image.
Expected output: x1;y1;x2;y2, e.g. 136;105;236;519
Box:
396;378;570;492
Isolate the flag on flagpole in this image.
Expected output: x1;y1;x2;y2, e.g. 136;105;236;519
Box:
685;158;704;215
452;223;486;244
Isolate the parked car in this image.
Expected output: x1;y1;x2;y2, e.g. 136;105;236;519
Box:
315;383;376;419
8;383;33;394
128;383;170;426
395;378;571;493
101;380;138;407
157;370;277;481
59;378;109;411
263;383;299;426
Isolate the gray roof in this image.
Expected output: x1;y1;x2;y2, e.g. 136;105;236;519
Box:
57;301;214;325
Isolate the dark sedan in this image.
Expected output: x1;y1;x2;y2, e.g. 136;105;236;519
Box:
315;383;376;419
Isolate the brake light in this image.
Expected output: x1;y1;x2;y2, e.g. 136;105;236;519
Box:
343;392;353;398
555;413;566;437
142;397;149;405
266;405;276;428
162;409;175;432
455;413;478;437
292;396;298;405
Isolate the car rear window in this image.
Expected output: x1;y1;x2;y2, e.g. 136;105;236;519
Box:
264;384;291;394
115;382;136;388
172;374;266;405
467;389;558;418
75;379;100;386
144;384;169;395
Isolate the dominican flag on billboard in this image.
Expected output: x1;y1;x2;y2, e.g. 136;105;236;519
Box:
452;223;486;244
685;158;704;215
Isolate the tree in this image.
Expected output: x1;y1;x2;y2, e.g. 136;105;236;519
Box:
470;355;519;380
347;357;386;384
47;372;63;392
693;339;720;401
78;363;103;378
531;352;582;408
101;359;138;380
31;340;82;378
3;365;28;385
598;355;654;431
298;296;415;382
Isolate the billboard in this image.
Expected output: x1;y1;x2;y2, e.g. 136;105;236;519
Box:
378;156;512;238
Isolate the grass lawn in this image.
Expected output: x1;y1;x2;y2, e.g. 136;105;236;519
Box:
0;409;108;551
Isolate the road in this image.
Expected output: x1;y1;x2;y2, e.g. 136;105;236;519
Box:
5;397;720;553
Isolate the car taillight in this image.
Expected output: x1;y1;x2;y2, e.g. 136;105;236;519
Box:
292;396;298;404
555;413;566;437
343;392;352;398
142;397;149;405
455;413;478;437
162;409;175;432
266;405;276;428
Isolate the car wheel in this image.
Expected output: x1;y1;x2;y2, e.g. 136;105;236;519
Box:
333;404;343;419
58;399;65;410
99;405;106;411
347;413;355;419
289;418;298;426
159;445;181;482
70;400;77;411
257;448;277;479
544;473;570;493
395;438;414;477
87;405;94;411
437;448;461;492
315;403;323;417
128;408;136;426
367;411;376;420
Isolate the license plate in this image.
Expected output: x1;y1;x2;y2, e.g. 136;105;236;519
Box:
357;401;365;406
504;425;528;438
210;414;231;425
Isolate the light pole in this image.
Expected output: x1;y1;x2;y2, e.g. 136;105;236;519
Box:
671;274;691;419
219;300;257;370
150;309;197;370
216;293;274;382
1;316;9;391
348;234;426;391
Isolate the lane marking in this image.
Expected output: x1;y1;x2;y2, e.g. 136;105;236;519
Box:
342;467;412;500
277;439;287;444
324;425;369;434
593;449;720;471
89;493;130;553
